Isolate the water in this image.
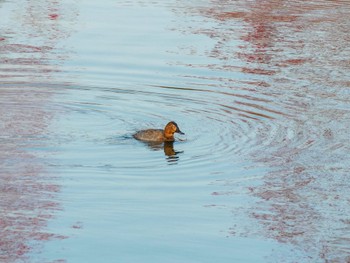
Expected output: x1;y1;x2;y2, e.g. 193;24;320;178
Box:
1;0;350;262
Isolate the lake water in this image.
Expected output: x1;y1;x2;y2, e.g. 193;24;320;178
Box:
1;0;350;262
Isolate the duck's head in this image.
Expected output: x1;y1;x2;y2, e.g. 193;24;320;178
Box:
164;121;184;138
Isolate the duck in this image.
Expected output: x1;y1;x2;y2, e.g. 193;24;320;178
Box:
133;121;184;142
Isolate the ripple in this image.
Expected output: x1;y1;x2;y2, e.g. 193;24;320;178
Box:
2;0;350;262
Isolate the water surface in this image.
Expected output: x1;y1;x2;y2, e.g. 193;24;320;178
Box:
1;0;350;262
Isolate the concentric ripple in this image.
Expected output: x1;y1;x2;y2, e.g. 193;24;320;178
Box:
1;0;350;262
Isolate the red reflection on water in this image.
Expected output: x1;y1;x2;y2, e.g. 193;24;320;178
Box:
0;90;68;262
0;0;77;262
178;0;350;261
49;13;59;20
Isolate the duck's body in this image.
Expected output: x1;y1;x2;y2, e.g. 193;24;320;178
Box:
133;121;184;142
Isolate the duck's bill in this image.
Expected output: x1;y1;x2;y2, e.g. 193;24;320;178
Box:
177;130;185;135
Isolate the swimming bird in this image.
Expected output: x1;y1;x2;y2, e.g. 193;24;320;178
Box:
133;121;184;142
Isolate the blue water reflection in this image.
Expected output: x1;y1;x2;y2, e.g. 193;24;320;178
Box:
1;0;350;262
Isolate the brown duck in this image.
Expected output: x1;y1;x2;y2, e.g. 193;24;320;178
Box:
133;121;184;142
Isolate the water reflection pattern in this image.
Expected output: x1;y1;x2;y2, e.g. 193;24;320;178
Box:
0;0;76;262
0;0;349;262
172;0;350;261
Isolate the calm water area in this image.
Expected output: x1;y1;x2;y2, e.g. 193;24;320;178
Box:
1;0;350;262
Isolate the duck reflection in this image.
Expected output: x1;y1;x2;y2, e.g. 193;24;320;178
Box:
144;141;183;163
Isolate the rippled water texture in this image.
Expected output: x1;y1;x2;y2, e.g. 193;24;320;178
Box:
1;0;350;262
